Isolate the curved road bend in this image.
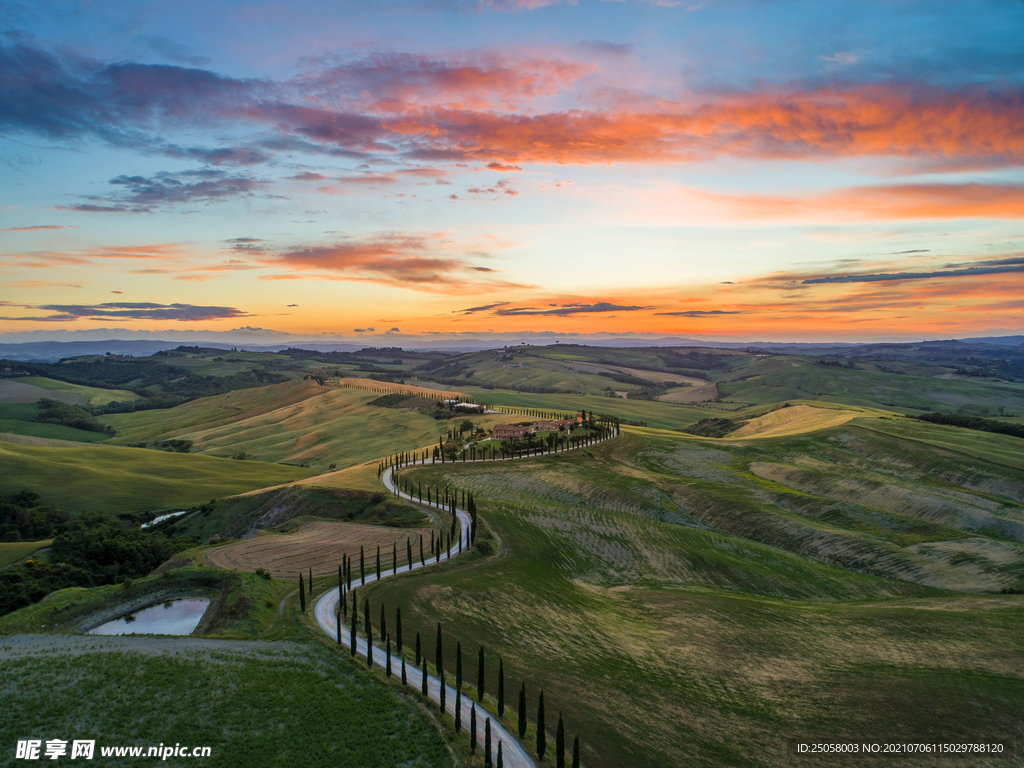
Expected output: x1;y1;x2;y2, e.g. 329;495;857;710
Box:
316;433;616;768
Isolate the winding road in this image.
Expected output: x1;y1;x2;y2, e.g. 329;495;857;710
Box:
314;431;616;768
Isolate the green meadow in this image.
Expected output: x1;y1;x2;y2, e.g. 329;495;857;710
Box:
359;420;1024;767
0;442;315;512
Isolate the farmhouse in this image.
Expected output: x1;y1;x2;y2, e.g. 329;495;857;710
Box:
532;419;575;431
455;403;486;413
492;424;530;440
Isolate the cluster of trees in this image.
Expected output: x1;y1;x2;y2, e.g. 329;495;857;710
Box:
0;495;197;616
681;417;740;438
35;398;115;435
912;412;1024;439
0;491;73;542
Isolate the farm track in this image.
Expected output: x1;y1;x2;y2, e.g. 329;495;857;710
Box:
314;431;617;768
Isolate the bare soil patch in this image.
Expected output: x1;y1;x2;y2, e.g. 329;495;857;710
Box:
206;519;434;579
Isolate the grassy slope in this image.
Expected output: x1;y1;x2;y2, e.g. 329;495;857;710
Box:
0;539;52;569
357;425;1024;768
0;566;454;768
720;359;1024;413
103;380;509;470
18;375;142;406
0;402;112;443
0;442;315;512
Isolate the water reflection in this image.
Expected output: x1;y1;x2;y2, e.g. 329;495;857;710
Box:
88;598;210;636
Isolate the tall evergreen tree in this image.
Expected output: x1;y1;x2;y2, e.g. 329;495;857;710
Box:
396;606;403;655
360;545;365;585
364;599;373;667
392;541;397;574
556;712;565;768
386;636;392;678
379;602;386;642
498;658;505;716
336;604;341;645
470;703;477;754
537;691;546;761
497;742;503;768
419;536;425;566
415;632;421;666
572;736;580;768
485;718;492;768
477;645;485;702
518;682;527;738
435;622;443;674
456;642;463;691
376;545;381;580
421;659;428;696
401;656;407;686
298;573;306;612
338;564;342;598
407;538;413;569
439;668;446;713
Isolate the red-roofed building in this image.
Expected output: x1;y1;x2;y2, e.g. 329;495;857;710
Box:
492;424;530;440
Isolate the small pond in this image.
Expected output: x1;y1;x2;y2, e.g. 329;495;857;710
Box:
88;598;210;636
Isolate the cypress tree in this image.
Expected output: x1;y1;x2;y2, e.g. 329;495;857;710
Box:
415;632;421;666
419;536;425;566
456;642;463;691
470;703;477;754
386;635;392;678
365;599;373;667
396;606;403;655
518;682;527;738
477;645;485;702
455;688;462;732
360;545;365;585
338;564;342;598
431;530;435;554
498;658;505;716
440;668;446;712
298;573;306;612
485;719;492;768
349;590;357;657
401;656;407;685
537;691;546;760
421;659;428;696
407;538;413;569
556;712;565;768
336;604;341;644
392;541;397;575
572;736;580;768
376;545;381;580
435;622;443;674
497;741;503;768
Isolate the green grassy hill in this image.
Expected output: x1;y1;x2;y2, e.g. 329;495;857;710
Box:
359;418;1024;767
103;381;512;469
0;442;315;512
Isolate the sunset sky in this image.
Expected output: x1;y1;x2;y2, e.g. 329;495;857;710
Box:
2;0;1023;344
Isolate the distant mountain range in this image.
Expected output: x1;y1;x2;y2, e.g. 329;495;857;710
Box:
0;335;1021;362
